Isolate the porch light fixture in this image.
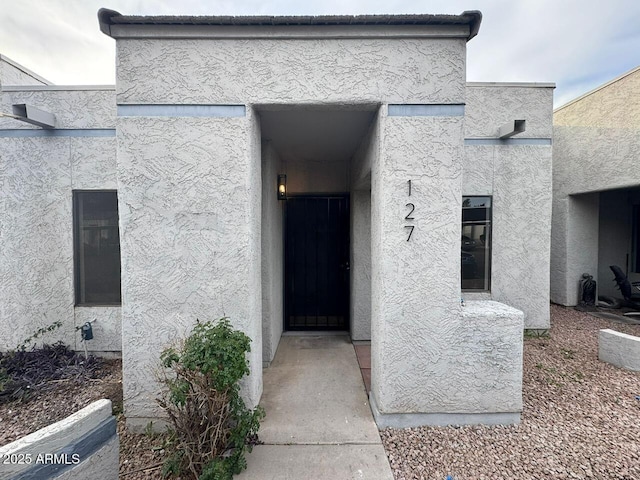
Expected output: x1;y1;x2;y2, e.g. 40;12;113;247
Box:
277;174;287;200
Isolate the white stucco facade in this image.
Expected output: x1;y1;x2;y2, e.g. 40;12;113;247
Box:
0;58;121;354
0;9;555;429
552;66;640;306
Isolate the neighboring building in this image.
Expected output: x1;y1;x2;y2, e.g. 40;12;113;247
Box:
0;9;554;429
552;66;640;306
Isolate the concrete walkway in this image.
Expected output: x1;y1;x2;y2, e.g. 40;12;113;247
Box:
237;334;394;480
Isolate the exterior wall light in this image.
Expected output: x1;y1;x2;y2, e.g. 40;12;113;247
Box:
278;174;287;200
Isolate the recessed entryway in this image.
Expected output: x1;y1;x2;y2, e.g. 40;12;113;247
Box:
259;105;377;363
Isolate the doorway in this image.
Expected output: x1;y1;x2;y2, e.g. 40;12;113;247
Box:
284;195;350;331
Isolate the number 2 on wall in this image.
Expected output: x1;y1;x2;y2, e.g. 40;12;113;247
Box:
405;203;415;220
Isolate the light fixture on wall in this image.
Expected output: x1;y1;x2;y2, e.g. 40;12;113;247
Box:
277;174;287;200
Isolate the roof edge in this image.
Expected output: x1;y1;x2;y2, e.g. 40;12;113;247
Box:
462;10;482;41
554;65;640;113
98;9;481;41
467;81;555;88
98;8;121;36
0;54;52;85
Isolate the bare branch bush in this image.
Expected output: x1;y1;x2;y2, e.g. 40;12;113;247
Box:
157;318;264;480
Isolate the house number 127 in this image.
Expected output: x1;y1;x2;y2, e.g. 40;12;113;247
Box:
405;180;415;241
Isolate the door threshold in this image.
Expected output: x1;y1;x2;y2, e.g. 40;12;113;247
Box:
282;331;350;337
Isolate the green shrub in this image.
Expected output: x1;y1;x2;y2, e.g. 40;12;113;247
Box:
157;318;264;480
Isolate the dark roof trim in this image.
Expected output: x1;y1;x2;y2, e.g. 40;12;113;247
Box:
98;9;482;41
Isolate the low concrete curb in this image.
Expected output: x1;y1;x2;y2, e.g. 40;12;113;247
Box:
0;399;118;480
599;329;640;371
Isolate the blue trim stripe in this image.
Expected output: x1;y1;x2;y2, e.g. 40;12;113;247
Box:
464;138;552;146
14;416;117;480
117;104;246;118
0;129;115;138
388;104;465;117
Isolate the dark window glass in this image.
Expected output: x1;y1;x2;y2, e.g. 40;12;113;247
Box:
74;191;121;304
462;196;491;291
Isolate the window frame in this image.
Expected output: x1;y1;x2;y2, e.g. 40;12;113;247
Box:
461;195;492;293
73;190;122;306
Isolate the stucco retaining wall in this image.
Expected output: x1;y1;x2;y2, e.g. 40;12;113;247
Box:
0;399;118;480
599;329;640;372
371;300;523;427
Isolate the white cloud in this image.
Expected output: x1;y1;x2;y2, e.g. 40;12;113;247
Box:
1;0;639;105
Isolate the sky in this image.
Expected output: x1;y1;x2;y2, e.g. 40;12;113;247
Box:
1;0;639;108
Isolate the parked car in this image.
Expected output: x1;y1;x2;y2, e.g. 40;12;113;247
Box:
461;251;477;279
461;235;477;251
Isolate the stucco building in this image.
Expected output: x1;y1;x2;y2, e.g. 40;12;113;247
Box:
552;66;640;306
0;9;554;429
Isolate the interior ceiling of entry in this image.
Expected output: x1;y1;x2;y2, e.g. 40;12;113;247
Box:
259;109;377;164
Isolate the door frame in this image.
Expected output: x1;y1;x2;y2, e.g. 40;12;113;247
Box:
283;193;351;332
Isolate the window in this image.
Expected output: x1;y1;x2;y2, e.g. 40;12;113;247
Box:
462;196;491;291
73;191;121;304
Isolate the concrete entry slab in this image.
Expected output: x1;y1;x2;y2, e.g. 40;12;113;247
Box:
236;444;393;480
258;335;381;445
239;335;393;479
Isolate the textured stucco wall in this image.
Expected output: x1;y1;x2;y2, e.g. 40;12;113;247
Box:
372;300;523;427
349;116;378;341
261;141;284;366
551;70;640;305
465;84;554;138
113;31;466;425
552;125;640;305
550;193;599;306
371;108;465;414
0;55;50;87
0;88;119;353
117;112;263;425
350;190;372;341
554;68;640;128
116;37;466;105
553;126;640;196
463;85;554;329
0;88;116;130
491;145;552;329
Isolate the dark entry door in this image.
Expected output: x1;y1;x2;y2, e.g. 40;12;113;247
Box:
285;196;350;331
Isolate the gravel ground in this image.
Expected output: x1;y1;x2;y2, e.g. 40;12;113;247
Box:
381;304;640;480
3;305;639;480
0;359;122;446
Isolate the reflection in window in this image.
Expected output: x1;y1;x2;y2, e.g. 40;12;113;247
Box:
74;191;121;304
462;196;491;291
